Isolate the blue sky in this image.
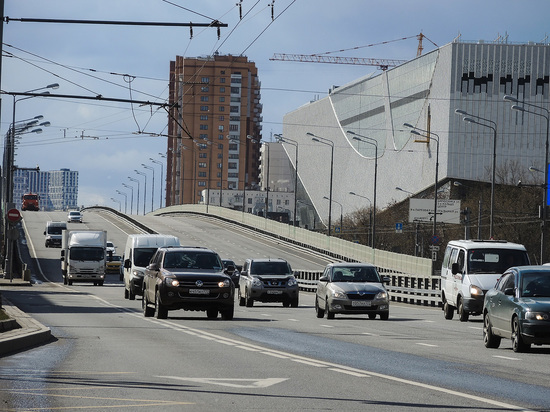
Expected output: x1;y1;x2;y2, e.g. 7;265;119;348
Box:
2;0;549;210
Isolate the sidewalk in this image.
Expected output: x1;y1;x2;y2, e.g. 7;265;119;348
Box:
0;278;52;356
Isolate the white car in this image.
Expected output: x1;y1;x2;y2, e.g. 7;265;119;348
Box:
67;211;82;223
106;241;116;254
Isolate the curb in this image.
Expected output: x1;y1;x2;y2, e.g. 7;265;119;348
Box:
0;297;52;357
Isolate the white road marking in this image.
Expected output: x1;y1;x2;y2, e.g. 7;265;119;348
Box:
158;377;288;388
493;355;521;361
329;368;371;377
416;343;438;348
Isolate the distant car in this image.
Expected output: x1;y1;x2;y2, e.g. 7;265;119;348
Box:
142;246;235;320
106;241;116;254
238;258;298;307
105;254;123;274
483;266;550;352
67;210;82;223
315;262;390;320
222;259;240;286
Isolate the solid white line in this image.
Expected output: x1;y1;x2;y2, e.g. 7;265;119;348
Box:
416;343;438;348
493;355;521;361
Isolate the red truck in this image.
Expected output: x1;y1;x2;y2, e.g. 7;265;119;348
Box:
21;193;40;211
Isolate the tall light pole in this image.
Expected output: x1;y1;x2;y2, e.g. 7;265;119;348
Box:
347;131;378;248
349;191;373;247
308;132;334;237
323;196;343;235
111;197;121;212
275;134;299;226
404;123;441;238
122;183;134;215
151;158;164;209
128;177;140;216
454;110;497;239
135;170;147;215
504;95;550;261
142;163;155;212
116;190;127;214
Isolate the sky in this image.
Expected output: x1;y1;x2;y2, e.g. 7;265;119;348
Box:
2;0;549;212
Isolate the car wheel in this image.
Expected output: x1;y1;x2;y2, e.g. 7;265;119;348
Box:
63;276;67;285
443;301;454;320
282;301;290;308
379;312;389;321
368;313;376;320
155;291;168;319
290;297;299;308
124;288;129;299
207;308;218;319
221;306;234;320
98;281;104;286
245;289;254;307
315;297;325;318
511;316;530;353
325;298;335;319
483;313;501;349
143;292;154;317
238;289;246;306
68;280;73;286
458;299;469;322
129;288;136;301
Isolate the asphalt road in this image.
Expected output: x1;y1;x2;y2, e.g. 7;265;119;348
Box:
0;209;549;411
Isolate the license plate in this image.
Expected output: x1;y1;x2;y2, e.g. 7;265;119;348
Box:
351;300;371;307
267;290;283;294
189;289;210;295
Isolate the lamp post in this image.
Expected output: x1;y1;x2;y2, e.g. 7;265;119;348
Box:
128;177;140;216
505;95;550;261
349;191;373;247
454;110;497;239
404;123;440;238
135;170;147;215
111;197;121;212
116;190;127;214
346;131;378;248
308;132;334;237
142;164;155;212
150;158;164;209
275;134;299;227
122;183;134;215
323;196;343;235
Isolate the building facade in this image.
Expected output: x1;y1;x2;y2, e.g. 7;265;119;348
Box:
13;168;78;211
281;39;550;232
166;54;263;206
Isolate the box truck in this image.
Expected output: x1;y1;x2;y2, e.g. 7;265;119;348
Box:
61;230;107;286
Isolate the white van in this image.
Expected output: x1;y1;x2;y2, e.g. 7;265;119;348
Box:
44;221;67;248
122;234;180;300
440;239;530;322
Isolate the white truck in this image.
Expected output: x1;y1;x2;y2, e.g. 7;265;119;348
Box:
61;230;107;286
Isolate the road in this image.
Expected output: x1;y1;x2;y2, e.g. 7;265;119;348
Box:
0;209;549;411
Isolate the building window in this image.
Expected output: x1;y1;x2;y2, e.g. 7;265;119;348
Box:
200;115;208;120
230;106;239;113
201;77;209;83
219;106;225;112
200;124;208;130
199;153;207;158
219;96;225;102
231;87;240;94
220;78;226;83
198;181;206;187
220;87;225;93
198;171;206;177
218;125;224;131
199;134;208;140
218;144;224;150
228;163;237;170
219;115;225;121
200;106;209;111
198;162;207;168
229;124;239;131
201;86;209;92
200;96;209;102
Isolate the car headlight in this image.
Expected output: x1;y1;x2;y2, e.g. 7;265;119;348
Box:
332;289;347;299
375;291;388;300
252;278;262;287
218;279;231;288
470;285;483;296
165;277;179;287
287;277;297;287
525;311;550;321
132;269;145;279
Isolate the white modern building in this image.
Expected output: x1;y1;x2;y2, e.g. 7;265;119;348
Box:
281;38;550;232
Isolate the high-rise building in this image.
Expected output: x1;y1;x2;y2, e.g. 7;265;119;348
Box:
166;54;263;206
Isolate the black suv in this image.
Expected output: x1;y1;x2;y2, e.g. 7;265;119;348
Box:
238;258;299;307
142;246;235;320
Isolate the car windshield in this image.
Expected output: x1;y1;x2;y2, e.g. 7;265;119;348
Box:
70;212;80;216
332;266;380;282
164;252;223;270
70;247;104;261
467;248;529;274
134;248;158;267
521;272;550;297
49;226;64;235
250;261;291;276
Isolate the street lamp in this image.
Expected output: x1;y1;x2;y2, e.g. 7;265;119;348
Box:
404;123;440;238
122;183;134;215
505;95;550;261
142;163;155;212
308;132;334;237
150;158;164;209
454;110;497;239
395;187;414;195
349;191;373;247
116;190;127;214
347;131;378;248
135;170;147;215
128;177;140;215
111;197;121;212
275;134;299;227
323;196;343;235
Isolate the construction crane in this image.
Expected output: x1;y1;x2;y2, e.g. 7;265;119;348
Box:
270;33;436;71
269;53;407;71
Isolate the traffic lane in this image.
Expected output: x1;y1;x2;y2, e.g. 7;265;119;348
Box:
1;286;525;412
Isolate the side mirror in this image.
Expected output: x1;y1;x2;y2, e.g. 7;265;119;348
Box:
225;264;235;275
146;263;159;271
504;288;515;296
43;231;46;235
451;263;460;275
382;276;391;284
124;259;131;269
319;275;329;282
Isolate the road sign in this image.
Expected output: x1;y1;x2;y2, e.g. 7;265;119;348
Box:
409;199;461;224
7;208;21;223
395;222;403;233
